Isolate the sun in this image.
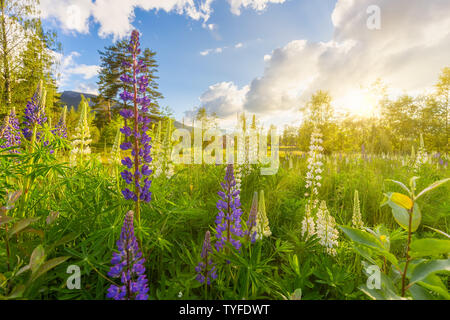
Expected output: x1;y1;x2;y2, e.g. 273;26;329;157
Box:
340;89;378;117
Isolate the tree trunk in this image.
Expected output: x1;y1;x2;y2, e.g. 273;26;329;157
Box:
107;100;112;122
0;0;12;114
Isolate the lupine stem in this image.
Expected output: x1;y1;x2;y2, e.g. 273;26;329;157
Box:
133;51;141;223
401;200;414;297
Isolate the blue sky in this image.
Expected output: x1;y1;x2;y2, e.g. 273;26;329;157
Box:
43;0;336;121
40;0;450;127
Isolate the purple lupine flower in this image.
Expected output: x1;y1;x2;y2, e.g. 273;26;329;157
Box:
214;164;244;252
244;191;258;243
52;107;67;138
195;231;217;285
119;30;153;221
22;84;47;141
107;211;149;300
0;108;21;152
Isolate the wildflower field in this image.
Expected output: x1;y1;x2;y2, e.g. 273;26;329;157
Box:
1;1;450;303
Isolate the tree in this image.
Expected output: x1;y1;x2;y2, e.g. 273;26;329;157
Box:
14;18;60;118
436;67;449;152
0;0;38;114
96;39;163;126
301;90;334;126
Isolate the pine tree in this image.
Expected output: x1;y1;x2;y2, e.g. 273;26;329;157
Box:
96;39;163;125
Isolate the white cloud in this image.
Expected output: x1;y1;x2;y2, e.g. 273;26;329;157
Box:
199;0;450;125
40;0;215;40
40;0;288;39
53;51;99;89
200;42;244;56
66;64;100;80
76;83;99;95
199;82;249;119
227;0;286;15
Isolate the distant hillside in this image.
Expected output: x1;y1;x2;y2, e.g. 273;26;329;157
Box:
60;91;97;110
59;90;194;131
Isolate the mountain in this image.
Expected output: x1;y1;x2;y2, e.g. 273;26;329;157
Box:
59;90;194;131
59;91;97;110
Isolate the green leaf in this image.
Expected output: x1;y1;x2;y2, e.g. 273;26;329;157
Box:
31;256;70;281
339;226;384;250
424;226;450;239
6;285;25;300
415;178;450;200
340;226;399;267
416;274;450;299
0;215;13;226
410;239;450;258
409;259;450;284
8;218;40;239
408;284;436;300
290;289;302;300
30;245;45;273
383;193;421;232
385;179;411;195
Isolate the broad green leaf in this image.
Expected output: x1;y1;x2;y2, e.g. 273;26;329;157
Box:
409;284;436;300
410;239;450;258
383;193;421;232
416;274;450;299
409;259;450;284
339;226;384;250
6;285;25;300
359;265;404;300
31;256;70;281
385;179;411;195
8;218;40;239
390;193;413;210
30;245;45;273
353;245;379;265
15;265;30;277
415;178;450;200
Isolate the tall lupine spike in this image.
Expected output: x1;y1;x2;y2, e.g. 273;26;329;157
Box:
304;126;324;210
214;164;244;252
301;202;315;240
352;190;364;229
119;30;153;222
52;106;67;138
253;190;271;240
245;191;258;243
109;127;122;165
0;108;21;153
22;81;47;142
69;101;92;165
195;231;217;285
315;201;339;256
107;211;149;300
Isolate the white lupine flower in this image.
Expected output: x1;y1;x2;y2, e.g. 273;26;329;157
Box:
304;127;324;209
352;190;364;229
235;165;242;194
150;120;176;178
109;128;122;165
301;203;315;240
69;101;91;166
252;190;271;240
315;201;339;256
413;134;428;172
